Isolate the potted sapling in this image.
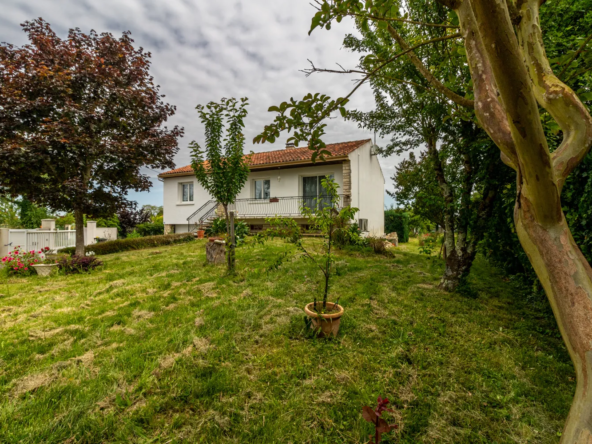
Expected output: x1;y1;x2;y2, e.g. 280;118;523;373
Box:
271;177;358;337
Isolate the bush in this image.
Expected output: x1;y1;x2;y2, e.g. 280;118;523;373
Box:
58;255;103;274
1;246;51;276
204;218;250;245
384;210;410;242
334;223;368;248
136;221;164;237
60;233;194;255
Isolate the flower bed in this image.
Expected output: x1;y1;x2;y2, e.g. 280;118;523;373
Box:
1;247;53;276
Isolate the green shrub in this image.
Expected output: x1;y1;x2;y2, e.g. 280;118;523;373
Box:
60;233;194;255
384;210;410;242
136;221;164;237
204;218;250;245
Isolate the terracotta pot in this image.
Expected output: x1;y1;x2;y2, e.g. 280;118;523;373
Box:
32;263;58;277
304;301;344;338
197;230;205;239
270;197;279;203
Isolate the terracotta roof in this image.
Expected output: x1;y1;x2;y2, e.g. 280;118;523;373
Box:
158;139;371;177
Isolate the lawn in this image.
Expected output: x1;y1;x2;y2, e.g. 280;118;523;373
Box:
0;238;574;443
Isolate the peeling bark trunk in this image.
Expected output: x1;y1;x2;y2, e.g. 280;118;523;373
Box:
516;196;592;443
74;209;85;256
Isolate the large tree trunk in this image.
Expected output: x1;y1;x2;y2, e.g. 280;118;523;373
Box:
462;0;592;439
74;209;85;256
516;195;592;442
439;247;476;291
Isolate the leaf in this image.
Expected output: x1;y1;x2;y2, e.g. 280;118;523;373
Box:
376;418;396;433
362;406;377;423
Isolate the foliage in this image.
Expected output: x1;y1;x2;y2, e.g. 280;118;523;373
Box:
384;210;410;243
190;96;251;272
55;213;75;230
367;236;390;255
57;255;103;274
136;222;165;237
117;203;151;238
0;238;576;443
17;198;52;229
126;231;142;239
96;214;120;230
0;19;182;254
1;246;52;276
204;218;250;245
60;233;193;256
268;177;358;311
333;223;368;248
0;196;21;228
418;233;440;256
265;217;303;244
361;396;398;444
141;205;163;219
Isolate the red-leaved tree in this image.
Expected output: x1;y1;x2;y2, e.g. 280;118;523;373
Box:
0;19;183;254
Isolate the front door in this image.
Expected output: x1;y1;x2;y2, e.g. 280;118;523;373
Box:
302;175;334;211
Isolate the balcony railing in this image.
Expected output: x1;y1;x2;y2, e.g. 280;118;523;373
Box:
187;195;349;229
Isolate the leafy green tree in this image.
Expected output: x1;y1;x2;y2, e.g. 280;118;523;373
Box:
190;97;251;272
257;0;592;437
0;19;183;255
17;198;53;229
0;196;21;228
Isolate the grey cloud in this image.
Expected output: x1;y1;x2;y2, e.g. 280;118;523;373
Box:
2;0;403;207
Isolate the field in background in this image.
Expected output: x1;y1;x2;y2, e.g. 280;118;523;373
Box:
0;238;574;443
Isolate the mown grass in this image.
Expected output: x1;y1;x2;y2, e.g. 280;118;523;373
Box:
0;238;574;443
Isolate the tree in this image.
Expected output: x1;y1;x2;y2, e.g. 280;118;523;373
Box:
17;198;53;229
117;202;150;238
0;19;183;255
190;97;251;272
257;0;592;439
141;205;163;218
0;196;21;228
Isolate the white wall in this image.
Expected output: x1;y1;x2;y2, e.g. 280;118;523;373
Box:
163;163;344;225
349;142;385;235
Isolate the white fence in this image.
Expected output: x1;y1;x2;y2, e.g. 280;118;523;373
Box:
0;220;118;258
4;229;76;253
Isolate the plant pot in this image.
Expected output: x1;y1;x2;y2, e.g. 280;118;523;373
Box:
32;263;58;277
197;230;205;239
270;197;279;203
304;301;344;338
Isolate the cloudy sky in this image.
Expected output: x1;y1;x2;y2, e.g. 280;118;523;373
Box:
2;0;404;207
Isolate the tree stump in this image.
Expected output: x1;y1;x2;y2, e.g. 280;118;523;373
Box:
206;240;226;265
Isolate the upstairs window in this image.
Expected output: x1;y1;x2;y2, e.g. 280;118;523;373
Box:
181;182;194;202
254;179;270;199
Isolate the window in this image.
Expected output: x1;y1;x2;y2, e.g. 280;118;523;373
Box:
254;179;270;199
303;175;334;210
181;182;194;202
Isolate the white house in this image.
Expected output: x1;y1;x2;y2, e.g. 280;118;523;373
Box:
158;139;385;235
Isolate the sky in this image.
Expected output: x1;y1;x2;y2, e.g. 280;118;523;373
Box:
1;0;406;208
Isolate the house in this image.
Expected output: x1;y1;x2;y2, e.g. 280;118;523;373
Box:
158;139;385;235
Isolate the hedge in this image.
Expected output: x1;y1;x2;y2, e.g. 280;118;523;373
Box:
60;233;194;256
384;210;410;243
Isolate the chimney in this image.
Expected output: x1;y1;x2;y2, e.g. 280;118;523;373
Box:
285;141;296;149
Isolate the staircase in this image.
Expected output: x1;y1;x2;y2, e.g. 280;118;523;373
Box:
186;200;219;235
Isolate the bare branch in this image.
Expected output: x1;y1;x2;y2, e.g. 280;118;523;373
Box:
386;24;475;108
350;12;459;28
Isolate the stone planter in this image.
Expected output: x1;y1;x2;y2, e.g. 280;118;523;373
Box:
32;263;59;277
304;301;344;338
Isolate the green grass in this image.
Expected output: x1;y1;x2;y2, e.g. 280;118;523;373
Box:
0;238;574;443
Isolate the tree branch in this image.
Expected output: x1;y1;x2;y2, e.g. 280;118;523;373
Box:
517;0;592;193
457;0;518;170
352;12;460;28
385;24;475;108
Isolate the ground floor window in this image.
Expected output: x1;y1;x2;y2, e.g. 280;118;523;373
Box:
303;174;334;210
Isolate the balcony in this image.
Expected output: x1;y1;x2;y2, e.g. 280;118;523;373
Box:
187;195;349;229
